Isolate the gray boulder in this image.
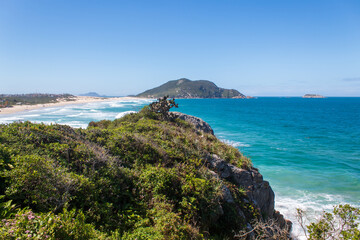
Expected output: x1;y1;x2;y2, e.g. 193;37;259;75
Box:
171;112;214;135
206;154;275;219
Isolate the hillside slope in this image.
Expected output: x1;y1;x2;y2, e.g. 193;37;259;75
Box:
137;78;245;98
0;103;288;239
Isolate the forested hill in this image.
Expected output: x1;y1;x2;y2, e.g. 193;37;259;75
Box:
136;78;246;98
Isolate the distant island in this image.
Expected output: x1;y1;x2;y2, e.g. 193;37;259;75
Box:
79;92;103;97
136;78;246;99
0;93;75;108
303;94;325;98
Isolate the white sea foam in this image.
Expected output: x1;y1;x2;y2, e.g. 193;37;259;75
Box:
22;114;40;117
115;111;137;119
275;191;359;240
106;99;153;107
221;139;250;148
273;147;288;151
67;113;85;117
0;116;23;122
66;122;88;129
0;99;148;127
109;102;126;108
52;108;71;114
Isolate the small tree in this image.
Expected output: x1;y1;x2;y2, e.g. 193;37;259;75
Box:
297;204;360;240
149;96;178;120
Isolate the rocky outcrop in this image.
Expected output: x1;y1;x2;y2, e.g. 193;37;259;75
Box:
172;112;214;135
172;112;291;233
206;154;274;217
206;154;291;230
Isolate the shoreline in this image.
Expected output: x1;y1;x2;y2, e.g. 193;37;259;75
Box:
0;96;143;115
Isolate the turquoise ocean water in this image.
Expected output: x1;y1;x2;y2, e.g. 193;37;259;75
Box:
1;97;359;238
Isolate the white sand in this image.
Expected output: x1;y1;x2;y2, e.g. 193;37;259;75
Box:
0;96;144;115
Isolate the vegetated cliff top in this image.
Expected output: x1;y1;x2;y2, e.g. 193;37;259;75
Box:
0;101;288;239
136;78;246;98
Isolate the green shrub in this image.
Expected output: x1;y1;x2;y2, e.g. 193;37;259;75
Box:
302;204;360;240
0;208;106;239
0;195;16;219
0;104;256;239
4;154;93;212
0;145;12;195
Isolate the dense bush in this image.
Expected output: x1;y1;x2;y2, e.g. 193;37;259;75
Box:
0;101;256;239
0;208;105;239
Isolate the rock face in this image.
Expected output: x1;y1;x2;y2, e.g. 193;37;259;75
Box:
207;154;291;231
172;112;214;135
174;112;291;231
206;154;274;218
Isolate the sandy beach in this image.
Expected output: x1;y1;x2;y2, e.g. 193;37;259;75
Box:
0;96;143;115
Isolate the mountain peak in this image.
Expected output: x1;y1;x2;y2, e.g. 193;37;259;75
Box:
176;78;191;85
137;79;245;99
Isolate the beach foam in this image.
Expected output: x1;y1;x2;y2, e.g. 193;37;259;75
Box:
115;111;137;119
0;98;150;128
275;190;359;239
221;139;251;148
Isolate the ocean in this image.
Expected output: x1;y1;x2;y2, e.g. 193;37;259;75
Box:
1;97;359;239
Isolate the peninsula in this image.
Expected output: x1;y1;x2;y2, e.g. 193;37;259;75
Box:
136;78;246;99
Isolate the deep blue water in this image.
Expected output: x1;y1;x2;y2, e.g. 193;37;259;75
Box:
1;97;359;238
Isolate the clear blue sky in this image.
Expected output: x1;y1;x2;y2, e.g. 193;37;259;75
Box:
1;0;359;96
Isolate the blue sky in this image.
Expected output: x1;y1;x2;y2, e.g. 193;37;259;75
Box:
1;0;359;96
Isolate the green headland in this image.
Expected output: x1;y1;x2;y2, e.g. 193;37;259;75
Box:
136;78;245;99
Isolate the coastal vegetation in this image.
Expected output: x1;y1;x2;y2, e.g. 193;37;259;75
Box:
0;97;256;239
136;78;245;99
0;97;358;239
237;205;360;239
0;94;75;108
296;205;360;240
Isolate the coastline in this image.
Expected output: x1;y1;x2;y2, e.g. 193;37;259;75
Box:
0;97;358;239
0;96;143;115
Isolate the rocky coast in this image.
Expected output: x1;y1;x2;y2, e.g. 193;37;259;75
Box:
0;102;291;239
